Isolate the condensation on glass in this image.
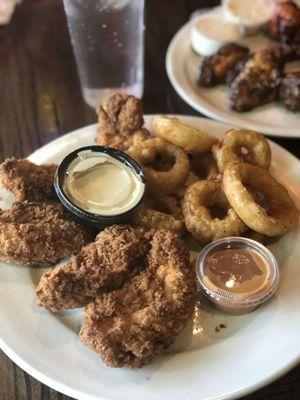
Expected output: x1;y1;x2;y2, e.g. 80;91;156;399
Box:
63;0;145;108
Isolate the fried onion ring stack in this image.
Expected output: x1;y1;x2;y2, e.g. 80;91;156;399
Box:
129;112;297;244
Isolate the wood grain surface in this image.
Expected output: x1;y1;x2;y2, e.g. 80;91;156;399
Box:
0;0;299;399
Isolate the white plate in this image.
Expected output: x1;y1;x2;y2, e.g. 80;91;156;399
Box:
166;22;300;138
0;116;300;400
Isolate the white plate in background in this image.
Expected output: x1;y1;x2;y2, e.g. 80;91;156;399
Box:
166;22;300;138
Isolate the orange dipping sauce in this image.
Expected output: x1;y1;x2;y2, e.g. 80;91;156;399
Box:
196;237;280;315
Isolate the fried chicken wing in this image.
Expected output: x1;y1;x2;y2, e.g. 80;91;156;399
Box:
95;93;149;151
269;1;300;61
269;1;300;44
230;47;283;111
80;229;196;368
280;70;300;111
0;202;91;266
279;41;300;60
198;43;249;87
36;225;154;311
0;158;57;202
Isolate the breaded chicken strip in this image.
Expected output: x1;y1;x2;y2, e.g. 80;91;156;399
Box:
0;202;91;266
95;93;149;151
0;158;57;202
36;225;154;312
80;229;196;368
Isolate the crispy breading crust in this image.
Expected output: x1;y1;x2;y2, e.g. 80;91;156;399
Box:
0;158;57;202
95;93;149;150
132;196;186;234
36;225;154;311
80;229;196;368
0;202;91;266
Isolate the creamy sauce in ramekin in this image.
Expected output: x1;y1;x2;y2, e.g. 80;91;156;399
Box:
223;0;272;34
191;12;241;57
63;151;145;216
194;17;241;42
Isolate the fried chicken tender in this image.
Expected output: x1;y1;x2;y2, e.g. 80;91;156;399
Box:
36;225;154;312
96;93;149;151
0;158;57;202
80;229;196;368
0;202;91;266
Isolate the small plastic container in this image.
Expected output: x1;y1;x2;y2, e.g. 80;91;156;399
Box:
223;0;272;36
55;145;146;229
196;237;280;315
191;13;241;57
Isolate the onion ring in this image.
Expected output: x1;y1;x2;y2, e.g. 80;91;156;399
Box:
151;115;217;154
190;152;219;180
223;162;299;236
182;180;247;244
132;196;185;234
173;153;220;200
128;137;190;197
212;129;271;172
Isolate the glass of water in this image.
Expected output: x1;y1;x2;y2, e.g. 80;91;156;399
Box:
63;0;145;108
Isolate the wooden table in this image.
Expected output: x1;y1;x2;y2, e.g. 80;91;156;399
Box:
0;1;299;399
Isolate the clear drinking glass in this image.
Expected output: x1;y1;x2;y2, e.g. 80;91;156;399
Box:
63;0;145;108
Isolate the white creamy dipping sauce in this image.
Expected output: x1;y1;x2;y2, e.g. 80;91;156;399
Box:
224;0;272;33
63;151;145;216
195;17;240;42
191;15;241;57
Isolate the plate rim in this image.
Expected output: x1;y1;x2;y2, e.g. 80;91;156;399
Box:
166;22;300;139
1;333;299;400
1;116;300;400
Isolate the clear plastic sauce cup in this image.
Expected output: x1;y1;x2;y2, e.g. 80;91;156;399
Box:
196;237;280;315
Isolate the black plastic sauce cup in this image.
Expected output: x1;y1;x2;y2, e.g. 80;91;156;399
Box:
54;145;146;229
